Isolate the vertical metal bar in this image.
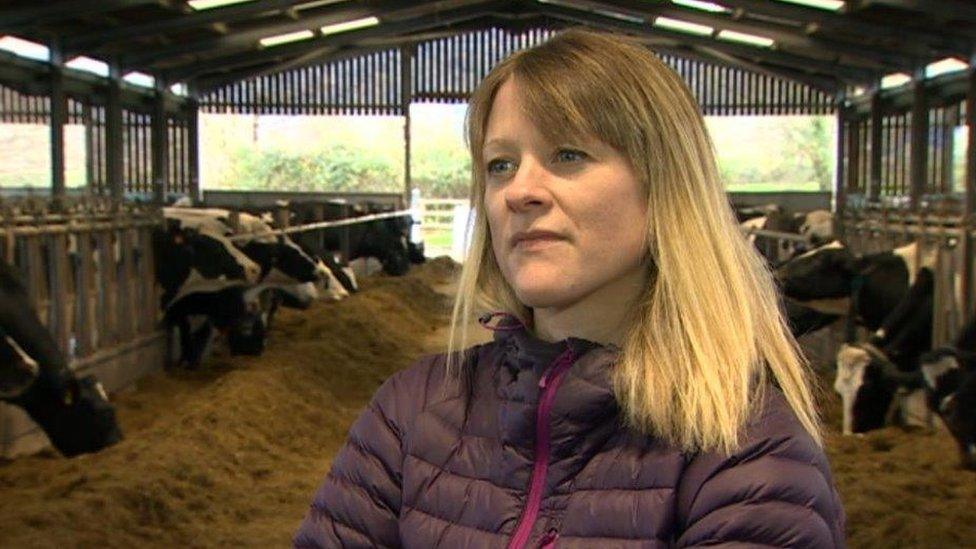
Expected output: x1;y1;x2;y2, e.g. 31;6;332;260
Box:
49;232;70;358
963;68;976;322
870;91;883;201
75;230;95;357
188;92;200;203
910;73;928;210
835;99;848;219
152;84;168;205
107;64;124;203
402;45;413;205
49;39;66;206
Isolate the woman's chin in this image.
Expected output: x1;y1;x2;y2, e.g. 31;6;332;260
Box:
513;284;576;310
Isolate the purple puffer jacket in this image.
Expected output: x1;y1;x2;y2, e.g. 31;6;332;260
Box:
295;319;846;548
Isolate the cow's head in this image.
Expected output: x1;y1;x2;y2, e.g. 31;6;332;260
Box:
776;241;856;300
240;236;319;284
921;351;976;469
835;344;898;435
4;370;122;458
158;221;260;284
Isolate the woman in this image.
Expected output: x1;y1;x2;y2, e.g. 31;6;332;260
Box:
295;29;845;548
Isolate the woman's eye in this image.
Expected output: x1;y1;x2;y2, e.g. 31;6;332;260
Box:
486;159;514;176
555;149;587;163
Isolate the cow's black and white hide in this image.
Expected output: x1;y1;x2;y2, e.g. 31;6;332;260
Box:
776;240;932;333
163;281;267;368
797;210;835;246
920;318;976;469
153;218;260;306
834;267;934;435
783;297;840;337
0;259;121;457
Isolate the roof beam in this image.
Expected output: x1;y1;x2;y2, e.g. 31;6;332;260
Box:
593;0;917;69
853;0;976;23
536;4;878;84
63;0;312;55
195;43;390;93
0;0;166;32
716;0;972;55
168;1;507;83
692;45;840;93
121;0;495;69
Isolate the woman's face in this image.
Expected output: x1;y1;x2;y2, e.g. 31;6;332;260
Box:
483;79;649;310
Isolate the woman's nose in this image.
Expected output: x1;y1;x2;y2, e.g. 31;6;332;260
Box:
504;160;553;212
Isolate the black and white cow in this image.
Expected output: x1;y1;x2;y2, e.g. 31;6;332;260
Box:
920;318;976;469
776;240;932;332
296;201;415;277
834;267;934;435
783;297;840;337
0;258;122;457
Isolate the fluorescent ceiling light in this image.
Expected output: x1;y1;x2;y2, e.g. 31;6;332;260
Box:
65;55;109;77
881;72;911;89
0;35;50;61
717;29;774;47
672;0;730;13
188;0;255;10
294;0;346;10
259;29;314;47
170;83;188;96
925;57;968;79
124;71;155;88
320;16;380;35
593;8;645;24
774;0;845;10
654;16;713;36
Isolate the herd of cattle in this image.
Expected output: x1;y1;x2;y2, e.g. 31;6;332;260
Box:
0;199;422;458
0;201;973;472
748;204;975;471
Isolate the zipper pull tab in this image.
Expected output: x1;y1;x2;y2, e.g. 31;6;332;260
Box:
539;529;559;548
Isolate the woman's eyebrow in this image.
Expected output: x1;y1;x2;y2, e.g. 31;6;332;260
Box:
483;137;516;151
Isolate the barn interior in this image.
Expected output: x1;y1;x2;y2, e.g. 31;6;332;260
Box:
1;1;976;547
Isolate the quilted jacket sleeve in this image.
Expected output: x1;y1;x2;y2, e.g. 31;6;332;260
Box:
293;356;435;548
675;387;846;548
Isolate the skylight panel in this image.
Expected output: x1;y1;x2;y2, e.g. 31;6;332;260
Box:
124;71;155;88
672;0;731;13
717;29;774;47
188;0;255;10
320;16;380;35
774;0;845;11
0;36;50;62
925;57;968;79
653;16;713;36
65;56;109;77
881;72;911;89
259;30;315;47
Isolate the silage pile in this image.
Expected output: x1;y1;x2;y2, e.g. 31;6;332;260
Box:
1;256;975;548
0;257;460;548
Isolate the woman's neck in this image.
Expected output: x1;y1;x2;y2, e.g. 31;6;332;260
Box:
532;266;649;347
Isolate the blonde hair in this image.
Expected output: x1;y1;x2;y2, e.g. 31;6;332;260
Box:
448;29;821;454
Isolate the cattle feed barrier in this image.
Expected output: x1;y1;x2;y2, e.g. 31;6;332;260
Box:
224;209;414;242
0;199;165;458
841;210;971;349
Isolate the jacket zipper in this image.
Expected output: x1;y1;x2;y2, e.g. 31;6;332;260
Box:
506;347;576;549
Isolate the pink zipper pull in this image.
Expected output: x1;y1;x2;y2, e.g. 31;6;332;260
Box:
539;529;559;548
